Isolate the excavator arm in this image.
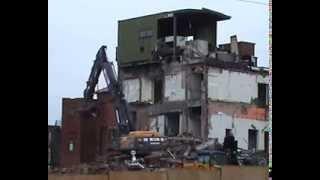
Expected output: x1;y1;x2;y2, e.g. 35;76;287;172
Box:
83;45;134;134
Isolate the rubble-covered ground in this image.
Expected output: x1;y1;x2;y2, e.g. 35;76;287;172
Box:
49;134;267;174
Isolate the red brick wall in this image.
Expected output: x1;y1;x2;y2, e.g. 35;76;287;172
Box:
60;98;84;167
97;93;117;152
60;94;119;167
80;116;98;163
238;42;255;58
208;101;266;121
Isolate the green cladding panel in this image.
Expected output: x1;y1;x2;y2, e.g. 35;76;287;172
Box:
117;13;166;65
116;9;230;65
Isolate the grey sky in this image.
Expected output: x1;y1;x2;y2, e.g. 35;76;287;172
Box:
48;0;269;125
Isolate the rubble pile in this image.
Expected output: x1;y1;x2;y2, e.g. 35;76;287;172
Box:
49;133;267;174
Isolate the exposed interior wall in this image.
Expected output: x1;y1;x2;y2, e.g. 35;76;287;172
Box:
187;72;202;100
130;105;150;131
208;68;270;103
208;113;267;150
123;78;140;102
164;72;185;101
188;107;201;137
207;102;267;150
167;113;181;136
123;77;153;103
141;77;153;103
150;113;181;136
150;115;165;136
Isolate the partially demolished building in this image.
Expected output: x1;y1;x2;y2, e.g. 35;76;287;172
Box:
59;8;269;168
117;8;269;151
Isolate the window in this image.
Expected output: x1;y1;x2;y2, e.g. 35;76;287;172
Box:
225;129;232;137
264;131;269;159
258;83;269;107
131;111;137;130
165;113;180;137
69;140;74;152
139;30;153;39
154;79;163;103
139;46;144;53
248;129;258;150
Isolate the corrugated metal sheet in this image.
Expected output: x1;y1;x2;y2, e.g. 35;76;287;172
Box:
117;13;163;64
48;166;267;180
110;171;166;180
48;175;108;180
167;169;220;180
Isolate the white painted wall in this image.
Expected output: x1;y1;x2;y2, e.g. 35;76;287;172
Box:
164;72;185;101
123;78;140;103
257;75;269;84
150;115;165;136
123;77;153;103
208;113;268;150
208;68;269;103
179;113;183;135
141;77;153;103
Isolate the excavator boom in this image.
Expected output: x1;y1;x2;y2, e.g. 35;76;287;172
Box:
83;45;134;134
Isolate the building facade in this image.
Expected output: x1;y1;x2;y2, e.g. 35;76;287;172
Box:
59;92;118;168
117;8;269;151
48;125;61;168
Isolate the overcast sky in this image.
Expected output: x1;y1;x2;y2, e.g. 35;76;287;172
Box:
48;0;269;125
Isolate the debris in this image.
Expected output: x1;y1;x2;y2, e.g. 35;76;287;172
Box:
195;139;216;151
125;150;145;170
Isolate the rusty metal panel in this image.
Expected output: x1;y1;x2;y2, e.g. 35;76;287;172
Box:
48;168;266;180
221;166;268;180
109;171;167;180
167;169;221;180
48;175;108;180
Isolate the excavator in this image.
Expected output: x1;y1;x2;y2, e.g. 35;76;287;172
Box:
83;46;166;158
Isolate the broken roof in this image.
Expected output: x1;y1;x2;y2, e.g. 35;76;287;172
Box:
119;8;231;22
172;8;231;21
